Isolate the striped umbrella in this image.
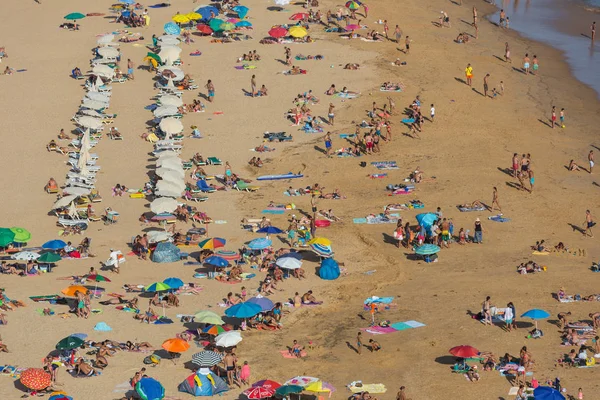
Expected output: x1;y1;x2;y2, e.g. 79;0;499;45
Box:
191;350;223;366
198;237;226;250
145;282;171;292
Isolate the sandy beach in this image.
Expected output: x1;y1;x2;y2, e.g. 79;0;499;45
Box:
1;0;600;398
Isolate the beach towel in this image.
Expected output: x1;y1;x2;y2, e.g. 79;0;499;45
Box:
390;189;414;195
154;317;174;324
370;173;387;179
488;215;511;222
361;326;397;334
189;51;202;56
262;209;285;214
348;383;387;393
36;308;55;316
148;3;170;8
279;350;307;358
339;133;356;139
235;65;257;70
458;206;486;212
380;87;402;92
360;37;384;42
333;92;358;99
401;118;415;124
532;251;550;256
29;295;60;302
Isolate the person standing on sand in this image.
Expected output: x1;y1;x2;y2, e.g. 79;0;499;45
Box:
205;79;215;102
474;218;484;244
483;73;490;97
328;103;335;125
528;169;535;193
551;105;557;128
383;20;389;39
589;150;594;173
394;25;402;43
499;9;506;27
397;386;412;400
523;53;530;74
591;22;596;40
465;63;473;86
584;210;595;237
491;186;502;212
512;153;519;178
404;36;411;54
250;74;256;97
473;7;478;26
482;296;492;324
127;59;135;80
356;332;363;354
532;55;539;75
324;132;332;157
505;42;511;63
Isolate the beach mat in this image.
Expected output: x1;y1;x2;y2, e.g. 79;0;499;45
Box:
262;209;285;214
279;350;307;358
349;384;386;394
458;206;486;212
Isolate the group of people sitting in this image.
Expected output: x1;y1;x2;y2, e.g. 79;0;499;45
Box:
516;261;545;274
248;157;264;167
237;50;261;62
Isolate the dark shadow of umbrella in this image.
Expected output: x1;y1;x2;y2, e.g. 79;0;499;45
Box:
183;360;199;371
434;355;458;365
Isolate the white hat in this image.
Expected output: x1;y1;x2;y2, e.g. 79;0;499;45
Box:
475;218;480;222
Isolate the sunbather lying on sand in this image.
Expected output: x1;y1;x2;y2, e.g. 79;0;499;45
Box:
455;32;470;43
380;82;402;91
320;189;346;199
123;284;144;292
459;200;485;209
517;261;544;274
344;63;360;70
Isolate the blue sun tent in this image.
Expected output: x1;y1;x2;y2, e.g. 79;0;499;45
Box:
319;258;340;280
178;369;229;396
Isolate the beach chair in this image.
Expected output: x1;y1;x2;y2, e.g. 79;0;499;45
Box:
235;181;259;192
197;180;216;193
182;161;193;170
451;364;469;374
111;76;128;84
207;157;222;166
184;192;209;202
57;217;89;229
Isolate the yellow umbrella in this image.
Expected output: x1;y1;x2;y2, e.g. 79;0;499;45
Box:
308;237;331;246
304;381;331;393
172;14;190;24
289;26;307;38
186;12;202;20
143;56;158;68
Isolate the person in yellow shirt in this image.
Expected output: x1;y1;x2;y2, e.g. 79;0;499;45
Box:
465;63;473;86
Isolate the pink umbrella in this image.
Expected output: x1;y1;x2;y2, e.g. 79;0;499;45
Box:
345;24;360;31
226;18;239;23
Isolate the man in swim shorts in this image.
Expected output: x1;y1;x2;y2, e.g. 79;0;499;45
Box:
324;131;332;157
205;79;215;102
589;150;594;174
328;103;335;125
523;53;530;75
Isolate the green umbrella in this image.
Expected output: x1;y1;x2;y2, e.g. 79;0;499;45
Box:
37;253;62;263
220;22;235;31
208;18;224;31
65;12;86;20
10;227;31;243
0;228;15;247
56;335;85;350
146;52;161;63
275;385;303;396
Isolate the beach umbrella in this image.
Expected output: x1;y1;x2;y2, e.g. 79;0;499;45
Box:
275;257;302;270
162;338;190;353
253;380;281;390
76;116;103;130
38;252;62;263
198;237;226;250
65;12;86;20
308;237;331;246
86;274;111;282
85;92;111;103
289;12;309;21
153;105;180;118
215;250;240;261
208;18;225;31
52;195;79;210
268;27;288;38
186;12;202;21
163;22;181;35
236;20;252;28
521;308;550;330
248;237;272;250
156;159;182;171
202;325;230;335
243;386;274;399
289;26;308;38
120;0;135;4
319;258;340;280
49;393;73;400
20;368;52;391
151;197;178;214
225;302;262;319
215;331;242;347
204;255;229;267
146;231;172;244
284;377;319;387
63;186;91;196
92;64;116;78
158;94;183;107
163;277;184;289
136;377;165;400
56;335;84;350
345;0;360;9
191;351;223;366
97;47;119;58
152;242;181;263
305;381;335;393
81;99;108;110
246;296;274;311
61;285;88;297
145;52;162;67
257;226;284;235
310;243;333;257
449;345;479;358
0;228;15;247
275;385;303;396
155;187;182;198
232;5;249;18
194;310;224;325
156;167;184;179
159;118;184;135
196;24;213;34
78;109;104;118
196;6;219;20
12;251;40;261
533;387;565;400
345;24;360;31
277;251;303;260
416;212;438;232
42;239;67;250
414;244;441;255
97;34;115;44
156;181;184;195
172;14;190;24
158;47;182;66
158;35;180;44
221;22;237;32
145;282;172;292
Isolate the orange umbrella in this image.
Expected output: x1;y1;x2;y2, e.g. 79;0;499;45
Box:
20;368;52;390
162;338;190;353
61;285;89;297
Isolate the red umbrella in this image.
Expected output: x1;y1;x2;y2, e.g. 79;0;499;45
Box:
196;24;213;34
243;386;275;399
252;379;282;390
268;27;288;38
449;345;479;358
289;13;309;20
345;24;360;31
20;368;52;390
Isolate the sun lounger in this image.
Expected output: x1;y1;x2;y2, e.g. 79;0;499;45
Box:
197;180;216;193
207;157;222;165
57;217;89;229
236;181;259;192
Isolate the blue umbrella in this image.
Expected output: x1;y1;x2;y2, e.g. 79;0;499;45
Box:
145;282;172;292
521;309;550;319
136;377;165;400
120;0;135;4
121;10;132;18
204;255;229;268
415;213;438;233
248;237;272;250
196;6;219;20
225;302;262;318
163;277;184;289
42;239;67;250
232;5;249;18
533;387;565;400
414;244;441;255
256;226;284;234
235;20;252;28
164;21;181;35
246;296;275;311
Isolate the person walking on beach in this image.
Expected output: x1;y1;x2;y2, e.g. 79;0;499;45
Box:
588;150;594;173
474;218;483;244
430;104;435;122
383;20;389;39
591;21;596;40
523;53;530;75
532;55;539;75
528;169;535;193
328;103;335;125
473;7;478;26
205;79;215;102
551;105;557;128
465;63;473;86
504;42;511;63
356;332;363;354
404;36;411;54
250;74;256;97
284;47;291;66
512;153;519;177
584;210;595;237
499;9;506;28
483;73;490;97
127;59;135;80
491;186;502;212
324;131;332;157
559;108;565;127
394;25;402;43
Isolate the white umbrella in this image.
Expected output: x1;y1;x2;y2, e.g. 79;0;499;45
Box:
160;170;184;182
158;66;185;82
92;64;116;79
215;331;243;347
97;34;115;44
158;35;181;45
76;116;103;130
155;188;182;198
158;47;182;66
275;257;303;270
78;109;103;118
146;230;172;243
12;251;40;261
157;159;182;170
159;118;184;135
97;47;120;58
158;95;183;107
156;167;184;178
86;92;111;103
52;195;78;210
159;178;185;191
62;186;91;196
150;197;178;214
156;151;181;160
153;105;180;118
156;180;184;194
81;99;108;110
